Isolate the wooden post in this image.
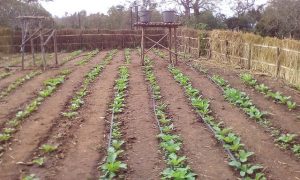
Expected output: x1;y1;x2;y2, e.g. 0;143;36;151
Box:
275;47;281;78
141;27;145;65
208;39;212;60
198;36;201;58
169;27;172;64
174;27;178;65
54;30;58;65
247;43;252;70
225;40;229;62
39;21;46;71
21;20;25;70
188;37;191;54
30;36;36;66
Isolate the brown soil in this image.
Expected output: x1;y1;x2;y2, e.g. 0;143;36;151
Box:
0;53;78;128
0;70;29;89
172;59;300;180
149;52;236;180
122;52;165;179
21;51;124;180
0;51;106;179
197;60;300;135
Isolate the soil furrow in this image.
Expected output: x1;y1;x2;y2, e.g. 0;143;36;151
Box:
28;51;124;180
173;60;300;180
149;53;237;179
0;53;78;127
0;51;106;179
122;52;165;179
0;71;28;89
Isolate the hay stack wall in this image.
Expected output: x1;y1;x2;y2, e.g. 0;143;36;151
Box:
209;30;300;87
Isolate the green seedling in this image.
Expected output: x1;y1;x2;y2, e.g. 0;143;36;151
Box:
255;84;269;94
162;167;197;180
237;150;254;163
160;140;182;154
212;75;228;87
22;174;39;180
276;134;297;144
167;153;186;167
112;140;124;150
287;101;297;110
158;133;180;142
240;73;257;86
40;144;58;153
0;133;11;142
32;157;46;166
229;160;263;177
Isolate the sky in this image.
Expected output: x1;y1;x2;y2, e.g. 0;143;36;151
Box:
41;0;268;17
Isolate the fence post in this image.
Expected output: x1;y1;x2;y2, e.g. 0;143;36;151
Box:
208;39;212;60
225;40;229;61
198;36;201;58
188;37;191;54
275;47;281;78
247;43;252;70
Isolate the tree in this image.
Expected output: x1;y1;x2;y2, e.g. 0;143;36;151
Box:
0;0;51;28
256;0;300;38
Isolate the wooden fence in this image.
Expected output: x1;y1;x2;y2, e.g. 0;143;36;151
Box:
0;29;167;53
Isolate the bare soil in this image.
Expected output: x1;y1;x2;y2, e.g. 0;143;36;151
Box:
149;52;236;180
0;51;105;179
122;52;165;179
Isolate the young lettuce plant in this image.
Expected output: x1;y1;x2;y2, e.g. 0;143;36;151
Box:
144;56;196;179
101;51;129;179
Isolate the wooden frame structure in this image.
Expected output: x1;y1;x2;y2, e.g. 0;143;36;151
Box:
134;22;182;65
17;16;58;70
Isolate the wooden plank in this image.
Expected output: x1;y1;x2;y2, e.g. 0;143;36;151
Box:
39;21;46;71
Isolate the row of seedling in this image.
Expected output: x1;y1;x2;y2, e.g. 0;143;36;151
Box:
124;48;131;64
28;50;118;169
101;63;129;179
0;69;71;149
211;74;300;158
168;66;266;180
240;73;297;110
61;50;83;65
75;49;99;66
143;56;197;179
0;72;11;80
0;71;41;99
62;50;118;119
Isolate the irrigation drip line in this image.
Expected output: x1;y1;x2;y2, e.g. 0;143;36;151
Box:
107;101;116;151
148;86;163;133
181;62;237;160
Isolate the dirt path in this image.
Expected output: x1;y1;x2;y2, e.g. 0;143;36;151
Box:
0;51;106;179
27;51;124;180
0;53;79;128
203;66;300;135
149;53;236;179
122;52;165;179
172;60;300;180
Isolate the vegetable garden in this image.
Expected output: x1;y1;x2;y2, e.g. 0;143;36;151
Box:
0;47;299;180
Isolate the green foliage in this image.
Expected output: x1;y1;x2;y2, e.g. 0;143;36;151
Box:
76;49;99;65
162;167;197;180
229;160;263;177
39;144;58;153
0;72;11;80
276;134;297;144
22;174;39;180
240;73;257;86
32;157;46;166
